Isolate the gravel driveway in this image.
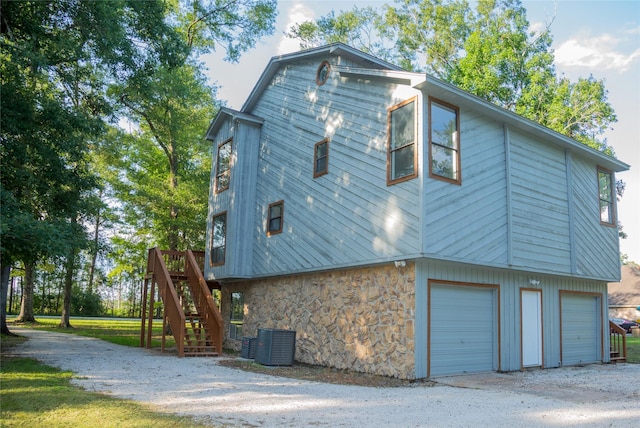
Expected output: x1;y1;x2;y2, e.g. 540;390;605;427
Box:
8;327;640;427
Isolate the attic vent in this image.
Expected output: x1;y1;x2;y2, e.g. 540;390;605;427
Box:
316;61;331;86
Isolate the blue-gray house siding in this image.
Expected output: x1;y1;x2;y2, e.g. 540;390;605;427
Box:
204;44;629;378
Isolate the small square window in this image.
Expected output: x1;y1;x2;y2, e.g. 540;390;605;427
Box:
314;139;329;177
598;167;616;226
267;201;284;235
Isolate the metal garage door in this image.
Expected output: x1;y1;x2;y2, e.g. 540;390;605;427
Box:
430;283;498;377
561;293;601;365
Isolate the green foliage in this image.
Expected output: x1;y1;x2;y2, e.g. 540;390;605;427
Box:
627;336;640;364
70;288;104;317
1;0;277;328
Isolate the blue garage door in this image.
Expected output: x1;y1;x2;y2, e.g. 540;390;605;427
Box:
430;283;498;377
561;293;601;366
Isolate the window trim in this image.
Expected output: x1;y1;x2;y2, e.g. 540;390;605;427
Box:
210;211;227;267
387;96;419;186
214;138;232;193
267;200;284;236
313;138;329;178
597;167;616;227
316;61;331;86
428;97;461;185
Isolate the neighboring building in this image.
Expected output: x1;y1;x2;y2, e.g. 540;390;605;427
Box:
203;43;629;379
608;264;640;321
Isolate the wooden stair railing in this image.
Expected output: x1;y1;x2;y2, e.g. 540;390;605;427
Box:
141;248;186;356
184;249;224;356
140;248;222;357
609;320;627;363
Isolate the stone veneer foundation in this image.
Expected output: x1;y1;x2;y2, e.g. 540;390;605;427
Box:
220;262;416;379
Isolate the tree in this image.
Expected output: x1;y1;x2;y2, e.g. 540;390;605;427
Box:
0;0;172;331
112;64;217;251
109;0;277;251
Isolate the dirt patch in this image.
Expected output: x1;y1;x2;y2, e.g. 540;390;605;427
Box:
217;358;437;388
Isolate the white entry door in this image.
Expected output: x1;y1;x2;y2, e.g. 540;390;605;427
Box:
521;290;542;367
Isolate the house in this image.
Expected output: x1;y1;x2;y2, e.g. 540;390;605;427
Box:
608;264;640;321
203;43;629;379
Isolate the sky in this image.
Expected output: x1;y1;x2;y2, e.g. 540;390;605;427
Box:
203;0;640;265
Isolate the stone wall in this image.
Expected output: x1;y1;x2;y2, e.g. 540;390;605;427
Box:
220;262;416;379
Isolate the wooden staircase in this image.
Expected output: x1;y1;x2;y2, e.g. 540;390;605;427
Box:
140;248;223;357
609;320;627;363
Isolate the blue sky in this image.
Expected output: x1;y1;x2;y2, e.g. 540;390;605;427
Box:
203;0;640;264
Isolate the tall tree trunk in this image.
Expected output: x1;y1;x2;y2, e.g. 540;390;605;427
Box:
1;263;15;335
16;262;36;322
168;150;179;251
87;189;102;294
8;275;15;315
59;248;77;328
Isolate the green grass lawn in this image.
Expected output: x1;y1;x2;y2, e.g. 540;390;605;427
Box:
6;316;176;349
0;332;211;428
625;336;640;363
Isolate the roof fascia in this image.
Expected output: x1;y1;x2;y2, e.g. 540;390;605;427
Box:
335;66;424;87
205;107;264;141
241;43;403;112
415;76;629;173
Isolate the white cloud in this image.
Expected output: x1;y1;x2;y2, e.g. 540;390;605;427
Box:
555;33;640;72
276;2;316;55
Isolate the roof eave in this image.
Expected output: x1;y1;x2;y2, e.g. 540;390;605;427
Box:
415;76;630;173
205;107;264;141
241;43;404;112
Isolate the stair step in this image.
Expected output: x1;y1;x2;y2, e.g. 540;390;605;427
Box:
184;352;219;357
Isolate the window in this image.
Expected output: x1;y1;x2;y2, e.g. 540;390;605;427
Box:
267;201;284;235
210;212;226;266
230;292;244;339
429;98;460;184
215;138;232;193
598;168;616;226
313;139;329;177
387;97;418;185
316;61;331;85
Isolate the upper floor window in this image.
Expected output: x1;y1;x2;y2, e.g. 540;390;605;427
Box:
210;212;226;266
387;97;418;185
598;168;615;226
316;61;331;86
429;98;460;184
267;200;284;236
215;138;232;193
313;138;329;178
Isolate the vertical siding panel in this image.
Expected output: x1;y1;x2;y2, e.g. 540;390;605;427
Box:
572;155;621;280
424;110;508;265
510;131;571;272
